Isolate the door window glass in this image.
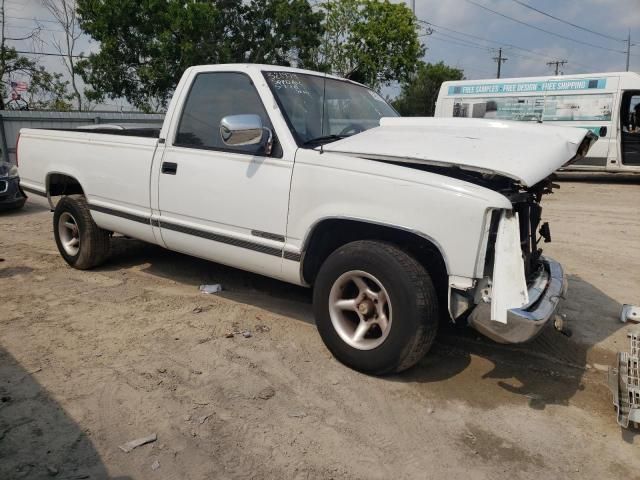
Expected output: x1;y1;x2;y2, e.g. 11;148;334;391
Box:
542;94;613;121
621;92;640;165
452;96;544;121
624;94;640;131
175;72;275;155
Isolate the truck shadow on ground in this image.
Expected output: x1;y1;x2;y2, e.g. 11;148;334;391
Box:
99;237;629;419
0;346;131;480
393;274;624;424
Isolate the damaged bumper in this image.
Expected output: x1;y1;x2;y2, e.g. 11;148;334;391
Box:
468;257;567;344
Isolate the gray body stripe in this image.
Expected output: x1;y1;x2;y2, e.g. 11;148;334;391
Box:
21;185;47;197
251;230;286;242
159;221;283;257
87;203;300;262
89;204;150;225
283;250;302;262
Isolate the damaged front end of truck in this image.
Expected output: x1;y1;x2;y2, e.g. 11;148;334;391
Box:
450;135;598;343
460;177;568;343
322;116;598;344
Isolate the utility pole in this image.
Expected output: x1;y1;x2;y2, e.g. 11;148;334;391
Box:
410;0;415;14
493;48;508;79
546;60;568;76
626;31;631;72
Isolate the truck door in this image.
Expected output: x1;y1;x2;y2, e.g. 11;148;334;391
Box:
156;72;293;279
620;90;640;167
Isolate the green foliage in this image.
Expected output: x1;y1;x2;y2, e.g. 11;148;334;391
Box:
77;0;323;111
29;70;75;111
315;0;424;88
393;61;464;116
0;46;73;110
244;0;324;67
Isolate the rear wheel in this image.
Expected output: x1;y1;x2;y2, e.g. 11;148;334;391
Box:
313;240;439;375
53;195;110;269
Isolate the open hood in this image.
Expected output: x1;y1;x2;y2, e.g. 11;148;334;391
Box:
321;117;596;187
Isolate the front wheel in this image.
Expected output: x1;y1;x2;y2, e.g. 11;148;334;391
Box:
313;240;439;375
53;195;111;269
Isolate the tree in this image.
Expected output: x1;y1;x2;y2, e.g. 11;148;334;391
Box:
28;70;74;110
76;0;323;111
42;0;84;110
315;0;424;88
0;0;73;110
243;0;323;67
0;47;74;111
0;0;39;109
393;62;464;116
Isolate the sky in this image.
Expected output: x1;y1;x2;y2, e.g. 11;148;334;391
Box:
4;0;640;110
410;0;640;79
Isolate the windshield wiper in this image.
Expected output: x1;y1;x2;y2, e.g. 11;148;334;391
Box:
302;134;346;146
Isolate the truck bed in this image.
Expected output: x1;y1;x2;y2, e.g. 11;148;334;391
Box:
18;127;160;247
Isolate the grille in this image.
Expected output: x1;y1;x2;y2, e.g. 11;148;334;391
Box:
0;180;7;194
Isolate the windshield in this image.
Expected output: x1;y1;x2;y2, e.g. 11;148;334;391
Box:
263;71;398;146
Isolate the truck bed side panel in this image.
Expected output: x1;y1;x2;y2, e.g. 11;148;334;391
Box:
18;128;159;244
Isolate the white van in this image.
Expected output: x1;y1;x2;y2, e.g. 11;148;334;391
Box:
435;72;640;173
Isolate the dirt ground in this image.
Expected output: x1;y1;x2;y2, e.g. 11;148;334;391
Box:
1;174;639;480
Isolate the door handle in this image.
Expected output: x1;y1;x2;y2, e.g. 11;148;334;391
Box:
161;162;178;175
599;126;607;137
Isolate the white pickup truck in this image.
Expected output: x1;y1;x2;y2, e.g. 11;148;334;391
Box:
17;64;596;375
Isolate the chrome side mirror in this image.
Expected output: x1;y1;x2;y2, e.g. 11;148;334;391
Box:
220;114;272;155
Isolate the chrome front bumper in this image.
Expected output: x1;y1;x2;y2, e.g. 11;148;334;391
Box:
468;257;567;344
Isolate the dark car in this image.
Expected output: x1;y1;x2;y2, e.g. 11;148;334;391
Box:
0;160;27;211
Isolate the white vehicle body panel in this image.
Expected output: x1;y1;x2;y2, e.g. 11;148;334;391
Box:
18;129;160;245
17;64;590;343
287;148;510;279
322;117;589;187
491;211;529;323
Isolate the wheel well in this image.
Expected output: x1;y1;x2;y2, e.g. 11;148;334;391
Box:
47;173;84;197
302;219;448;303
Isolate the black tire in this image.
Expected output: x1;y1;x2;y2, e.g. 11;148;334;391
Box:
313;240;439;375
53;195;110;269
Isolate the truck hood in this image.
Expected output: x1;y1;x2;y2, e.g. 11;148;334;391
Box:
321;117;596;187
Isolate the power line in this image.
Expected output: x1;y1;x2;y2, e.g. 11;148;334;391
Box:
423;36;496;77
429;31;492;51
419;19;561;62
4;15;60;25
464;0;627;54
430;31;560;71
418;20;608;70
418;19;595;71
4;24;65;34
15;50;85;59
509;0;625;43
